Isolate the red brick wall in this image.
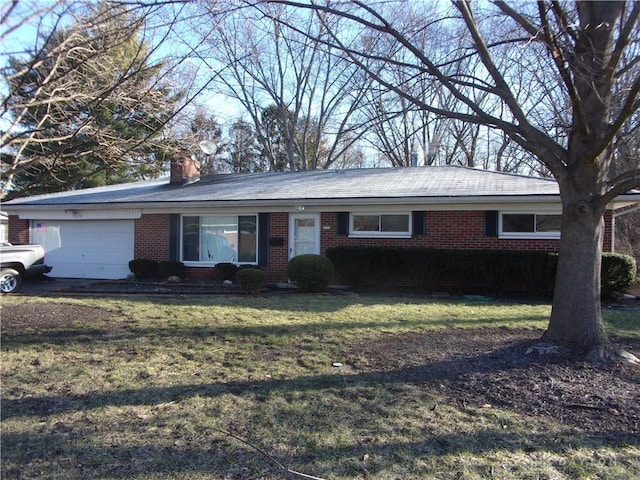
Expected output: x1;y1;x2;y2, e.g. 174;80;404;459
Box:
8;209;614;283
266;212;289;282
184;268;212;281
134;214;170;260
320;210;562;252
8;216;29;244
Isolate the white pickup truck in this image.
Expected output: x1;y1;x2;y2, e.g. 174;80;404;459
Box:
0;243;52;293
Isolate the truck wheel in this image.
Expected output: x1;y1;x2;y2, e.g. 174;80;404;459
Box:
0;268;23;293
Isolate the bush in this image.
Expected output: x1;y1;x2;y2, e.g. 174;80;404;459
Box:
601;253;637;297
325;246;396;287
213;263;239;282
159;261;184;278
128;259;160;280
287;254;335;293
329;247;638;298
236;268;266;294
326;247;559;295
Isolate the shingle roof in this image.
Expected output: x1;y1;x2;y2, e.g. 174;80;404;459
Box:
3;166;561;207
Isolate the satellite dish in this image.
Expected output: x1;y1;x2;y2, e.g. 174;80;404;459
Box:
199;140;216;155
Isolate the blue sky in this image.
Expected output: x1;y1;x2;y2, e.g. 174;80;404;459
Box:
0;0;246;127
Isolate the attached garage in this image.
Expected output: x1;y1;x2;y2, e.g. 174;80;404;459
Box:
30;219;134;279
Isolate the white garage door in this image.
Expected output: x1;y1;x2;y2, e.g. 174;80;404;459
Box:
31;220;134;279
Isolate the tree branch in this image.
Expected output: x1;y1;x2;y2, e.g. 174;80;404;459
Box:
217;429;328;480
602;168;640;205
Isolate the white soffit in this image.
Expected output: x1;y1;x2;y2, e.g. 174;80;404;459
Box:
16;209;142;220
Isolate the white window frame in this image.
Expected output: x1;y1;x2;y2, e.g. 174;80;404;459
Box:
499;211;562;239
349;212;412;238
180;214;258;266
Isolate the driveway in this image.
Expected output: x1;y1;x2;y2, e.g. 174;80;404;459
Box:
16;277;98;295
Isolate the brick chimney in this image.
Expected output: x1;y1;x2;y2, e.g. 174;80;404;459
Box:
170;155;200;185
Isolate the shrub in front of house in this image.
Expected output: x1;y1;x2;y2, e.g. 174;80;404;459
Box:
236;268;266;294
213;262;239;282
601;252;637;297
159;261;185;279
328;246;635;297
129;259;160;280
326;247;560;295
287;254;335;293
326;246;400;288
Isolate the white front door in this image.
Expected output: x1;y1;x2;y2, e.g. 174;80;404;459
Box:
289;213;320;260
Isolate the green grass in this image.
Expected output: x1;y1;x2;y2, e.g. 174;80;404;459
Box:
1;293;638;479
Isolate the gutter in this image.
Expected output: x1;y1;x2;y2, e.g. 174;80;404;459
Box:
2;194;564;211
4;193;639;215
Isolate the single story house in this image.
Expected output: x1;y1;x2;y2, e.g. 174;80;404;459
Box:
3;157;639;282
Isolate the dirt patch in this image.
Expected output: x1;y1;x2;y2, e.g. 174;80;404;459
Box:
1;303;117;329
349;327;640;436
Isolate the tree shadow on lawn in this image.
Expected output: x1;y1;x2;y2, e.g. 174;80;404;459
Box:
1;316;538;347
3;329;639;478
2;424;637;480
2;305;547;348
3;332;638;430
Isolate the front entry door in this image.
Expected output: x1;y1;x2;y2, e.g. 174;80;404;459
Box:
289;213;320;260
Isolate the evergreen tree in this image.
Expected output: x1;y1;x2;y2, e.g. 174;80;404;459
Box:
228;119;264;173
1;3;181;198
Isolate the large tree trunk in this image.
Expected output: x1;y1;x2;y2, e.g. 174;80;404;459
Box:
542;1;622;355
544;184;610;353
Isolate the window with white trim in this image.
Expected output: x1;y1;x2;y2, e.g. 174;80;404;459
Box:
182;215;257;264
499;213;561;238
350;213;411;238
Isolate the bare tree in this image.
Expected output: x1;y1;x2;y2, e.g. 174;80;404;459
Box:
346;3;538;172
352;4;457;167
192;2;371;171
0;1;202;198
269;0;640;358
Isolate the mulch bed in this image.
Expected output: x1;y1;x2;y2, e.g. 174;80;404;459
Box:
61;279;245;295
349;327;640;437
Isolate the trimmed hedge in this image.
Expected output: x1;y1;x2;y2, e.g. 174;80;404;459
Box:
287;254;335;293
160;261;185;278
129;259;160;280
213;263;239;282
601;253;637;297
236;268;266;294
326;247;635;297
129;259;185;280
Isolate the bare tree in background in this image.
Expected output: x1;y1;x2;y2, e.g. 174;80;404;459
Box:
346;2;542;172
269;0;640;358
192;2;371;171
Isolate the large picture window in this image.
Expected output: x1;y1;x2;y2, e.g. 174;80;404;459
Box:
500;213;561;238
182;215;257;264
350;213;411;237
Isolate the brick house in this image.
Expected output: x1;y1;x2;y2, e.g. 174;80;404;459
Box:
3;157;639;282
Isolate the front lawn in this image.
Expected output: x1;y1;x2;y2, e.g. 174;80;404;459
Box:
1;294;638;479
